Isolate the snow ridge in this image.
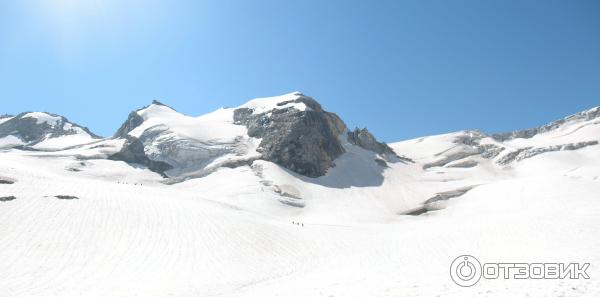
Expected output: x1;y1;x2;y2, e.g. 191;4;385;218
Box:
0;112;100;150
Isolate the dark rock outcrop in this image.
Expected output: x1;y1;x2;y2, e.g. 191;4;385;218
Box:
108;136;173;176
234;95;347;177
0;177;15;184
109;95;401;179
479;144;505;159
55;195;79;200
347;128;399;160
424;186;476;204
0;196;16;202
114;111;144;138
0;112;100;146
423;131;504;169
113;101;174;138
423;149;481;169
401;186;477;216
111;101;252;179
496;141;599;165
453;130;485;146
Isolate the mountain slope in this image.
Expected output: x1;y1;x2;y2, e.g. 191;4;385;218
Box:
392;106;600;169
0;112;100;150
109;92;397;181
0;97;599;297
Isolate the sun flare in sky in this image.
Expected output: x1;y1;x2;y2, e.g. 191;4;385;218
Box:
35;0;122;60
42;0;105;15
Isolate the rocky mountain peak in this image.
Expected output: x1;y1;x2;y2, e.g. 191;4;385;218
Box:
347;128;399;161
234;94;347;177
138;100;177;116
109;93;398;179
114;111;145;138
113;101;178;138
151;99;168;106
0;112;100;149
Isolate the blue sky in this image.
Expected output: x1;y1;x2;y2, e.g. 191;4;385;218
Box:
1;0;599;141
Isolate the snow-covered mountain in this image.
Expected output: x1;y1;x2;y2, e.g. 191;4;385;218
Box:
0;112;100;150
1;94;599;297
394;106;600;169
108;92;399;181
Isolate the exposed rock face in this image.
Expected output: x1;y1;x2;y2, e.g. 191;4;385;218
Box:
423;149;481;169
496;141;599;165
114;101;170;138
0;177;15;184
479;144;505;159
423;128;598;169
452;130;505;158
0;196;16;202
421;106;600;169
422;131;504;169
423;186;476;204
492;106;600;141
109;94;400;179
453;130;485;146
108;136;173;176
347;128;399;161
114;111;144;138
0;112;99;147
110;101;259;180
453;131;506;159
401;186;477;216
55;195;79;200
233;95;347;178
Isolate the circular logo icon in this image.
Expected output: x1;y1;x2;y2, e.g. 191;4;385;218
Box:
450;255;482;287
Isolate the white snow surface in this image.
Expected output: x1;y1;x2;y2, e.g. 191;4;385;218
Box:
31;133;99;150
0;104;599;296
0;116;13;125
0;135;24;148
0;112;98;150
130;92;307;142
126;103;262;179
132;103;247;142
237;91;308;115
22;112;62;126
123;94;313;179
